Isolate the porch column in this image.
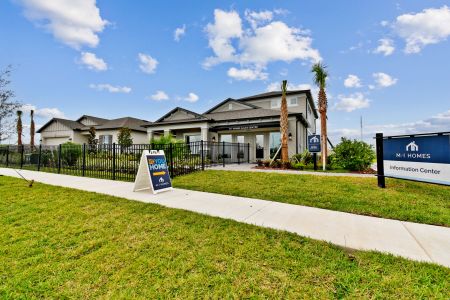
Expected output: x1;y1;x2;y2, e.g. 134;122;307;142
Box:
164;129;171;137
201;127;209;141
148;130;153;142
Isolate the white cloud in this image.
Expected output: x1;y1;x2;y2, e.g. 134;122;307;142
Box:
150;90;169;101
204;9;243;68
373;72;397;87
373;38;395;56
80;52;107;71
203;9;321;73
393;6;450;53
245;10;273;29
17;0;108;49
89;83;131;93
184;92;199;103
380;20;389;27
138;53;158;74
334;93;370;112
227;67;268;81
21;104;65;119
344;74;362;88
174;24;186;41
330;109;450;143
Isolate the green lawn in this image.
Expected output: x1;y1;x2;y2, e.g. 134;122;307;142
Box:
173;170;450;227
1;177;449;298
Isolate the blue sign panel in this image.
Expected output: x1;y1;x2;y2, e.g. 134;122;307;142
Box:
146;154;172;191
308;134;321;152
383;135;450;164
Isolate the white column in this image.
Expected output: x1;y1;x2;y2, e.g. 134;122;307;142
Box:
148;130;153;142
201;127;209;141
164;129;171;137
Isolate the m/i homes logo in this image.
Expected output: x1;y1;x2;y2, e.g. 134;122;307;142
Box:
396;140;431;159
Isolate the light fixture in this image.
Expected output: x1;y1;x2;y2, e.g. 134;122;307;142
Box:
288;133;292;141
212;136;216;142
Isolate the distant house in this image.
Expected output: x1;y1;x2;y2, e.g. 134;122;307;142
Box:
145;89;318;161
37;115;152;145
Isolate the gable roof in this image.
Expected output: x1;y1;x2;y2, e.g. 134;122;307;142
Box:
37;118;83;133
153;107;209;124
203;98;259;114
76;115;109;125
94;117;151;132
205;108;301;121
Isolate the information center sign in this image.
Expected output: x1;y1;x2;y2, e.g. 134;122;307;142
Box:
383;134;450;185
133;150;173;194
308;134;321;153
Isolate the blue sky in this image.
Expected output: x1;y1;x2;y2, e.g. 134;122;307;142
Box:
1;0;449;143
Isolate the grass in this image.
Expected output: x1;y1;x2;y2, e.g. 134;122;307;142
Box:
173;170;450;227
1;176;449;298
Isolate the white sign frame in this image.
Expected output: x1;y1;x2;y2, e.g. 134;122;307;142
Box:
133;150;173;194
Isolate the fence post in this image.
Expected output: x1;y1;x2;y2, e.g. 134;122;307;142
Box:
169;143;174;177
57;144;61;174
247;143;250;163
222;141;225;167
6;145;9;167
375;133;386;188
20;145;24;169
201;140;205;171
37;144;42;171
82;143;86;177
112;143;116;180
237;143;240;165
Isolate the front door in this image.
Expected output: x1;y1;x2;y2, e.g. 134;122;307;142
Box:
256;134;264;159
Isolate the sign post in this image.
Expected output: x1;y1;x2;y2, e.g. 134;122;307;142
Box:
308;134;321;171
133;150;173;194
376;132;450;187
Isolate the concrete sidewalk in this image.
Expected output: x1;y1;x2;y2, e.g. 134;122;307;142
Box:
208;163;375;178
1;167;449;268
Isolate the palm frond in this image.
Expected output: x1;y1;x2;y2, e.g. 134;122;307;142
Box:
311;62;328;89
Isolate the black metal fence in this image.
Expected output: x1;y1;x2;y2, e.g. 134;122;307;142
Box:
0;141;250;181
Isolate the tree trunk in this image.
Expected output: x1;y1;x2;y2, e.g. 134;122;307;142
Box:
320;110;327;170
280;91;289;163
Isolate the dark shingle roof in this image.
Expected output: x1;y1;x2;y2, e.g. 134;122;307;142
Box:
37;118;83;133
94;117;151;132
76;115;109;125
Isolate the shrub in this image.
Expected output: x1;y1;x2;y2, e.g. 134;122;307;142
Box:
256;160;263;167
262;160;271;167
301;150;313;165
292;162;306;170
61;142;82;167
291;153;302;163
118;127;133;147
333;138;375;171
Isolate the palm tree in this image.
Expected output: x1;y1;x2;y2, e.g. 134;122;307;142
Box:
311;63;329;170
30;110;35;148
280;80;289;163
16;110;22;146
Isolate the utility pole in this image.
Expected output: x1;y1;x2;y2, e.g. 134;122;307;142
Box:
360;115;363;142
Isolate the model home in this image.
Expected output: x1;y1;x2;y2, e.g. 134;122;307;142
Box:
146;89;318;161
37;115;152;145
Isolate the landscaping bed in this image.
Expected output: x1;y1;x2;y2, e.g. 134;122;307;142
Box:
173;170;450;227
1;176;449;298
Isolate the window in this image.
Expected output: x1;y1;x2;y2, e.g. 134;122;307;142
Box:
271;99;281;108
99;135;112;145
185;134;201;144
269;132;281;158
220;134;232;143
288;97;299;107
236;135;244;143
228;103;233;110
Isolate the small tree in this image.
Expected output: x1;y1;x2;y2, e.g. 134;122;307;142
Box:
87;126;97;153
118;127;133;147
0;66;21;143
16;110;22;146
61;142;82;167
30;110;35;147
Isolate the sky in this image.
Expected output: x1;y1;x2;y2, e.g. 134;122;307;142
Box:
1;0;449;144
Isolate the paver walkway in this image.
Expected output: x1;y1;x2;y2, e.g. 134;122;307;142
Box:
208;163;374;177
1;167;449;268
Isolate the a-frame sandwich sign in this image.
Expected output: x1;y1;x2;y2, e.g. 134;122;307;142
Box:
133;150;173;194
